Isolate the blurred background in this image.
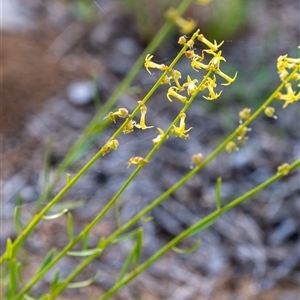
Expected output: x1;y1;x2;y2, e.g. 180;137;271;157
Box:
1;0;299;299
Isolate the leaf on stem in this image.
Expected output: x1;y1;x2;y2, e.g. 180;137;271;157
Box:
117;228;143;282
67;212;73;241
215;177;222;210
67;271;100;289
42;209;68;220
50;270;61;292
67;248;102;257
9;258;18;297
14;195;24;234
34;248;56;275
112;228;142;244
172;240;201;255
187;214;220;237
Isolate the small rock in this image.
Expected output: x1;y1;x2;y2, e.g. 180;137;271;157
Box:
67;81;94;106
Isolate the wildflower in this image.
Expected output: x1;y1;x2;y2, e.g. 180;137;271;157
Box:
167;86;187;103
171;112;193;139
202;75;223;100
276;82;300;108
123;120;136;134
104;108;129;123
102;139;119;156
144;54;168;75
277;163;290;176
239;108;251;121
127;156;148;168
277;55;300;81
178;35;187;45
152;127;168;146
171;69;184;90
197;33;224;52
191;57;209;72
215;68;238;86
236;125;251;144
264;106;277;119
160;75;172;85
182;75;198;95
134;104;153;130
165;8;197;35
206;50;226;70
192;153;203;166
225;141;239;153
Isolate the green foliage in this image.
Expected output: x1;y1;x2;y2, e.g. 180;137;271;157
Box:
1;0;299;299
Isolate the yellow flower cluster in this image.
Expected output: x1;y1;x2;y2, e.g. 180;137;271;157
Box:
276;54;300;108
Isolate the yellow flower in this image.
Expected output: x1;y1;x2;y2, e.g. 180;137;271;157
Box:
202;75;223;100
191;57;209;72
102;139;119;156
276;82;300;108
264;106;277;118
135;104;153;130
165;8;197;35
215;68;238;86
123;120;136;134
167;86;187;103
152;127;168;146
171;69;184;90
196;0;213;5
182;75;198;95
171;112;193;139
225;141;239;153
127;156;148;168
239;108;251;121
277;163;290;176
144;54;168;75
206;50;226;70
197;34;224;52
104;108;129;123
191;153;203;166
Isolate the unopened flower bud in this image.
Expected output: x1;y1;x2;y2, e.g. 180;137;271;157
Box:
192;153;203;166
225;141;239;153
264;106;277;118
239;108;251;121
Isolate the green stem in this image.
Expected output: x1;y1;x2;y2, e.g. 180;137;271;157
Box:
100;159;300;300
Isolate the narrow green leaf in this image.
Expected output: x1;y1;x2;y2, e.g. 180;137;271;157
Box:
215;177;222;210
187;215;220;237
50;199;85;212
112;228;141;244
50;270;61;292
134;229;143;267
141;215;153;222
117;228;143;282
117;247;135;282
172;240;201;255
34;248;56;276
67;272;99;289
38;294;51;300
14;204;23;234
97;237;106;250
67;212;73;240
42;209;68;220
67;248;102;257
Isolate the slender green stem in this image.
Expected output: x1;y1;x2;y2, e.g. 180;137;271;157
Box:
100;159;300;300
